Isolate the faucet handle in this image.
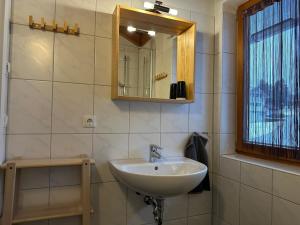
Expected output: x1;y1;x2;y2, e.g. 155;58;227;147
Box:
150;144;163;152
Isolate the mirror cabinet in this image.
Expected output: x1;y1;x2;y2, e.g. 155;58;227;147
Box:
112;5;196;103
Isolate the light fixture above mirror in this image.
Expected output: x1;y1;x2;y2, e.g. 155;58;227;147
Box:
144;1;178;16
127;25;136;32
127;25;156;37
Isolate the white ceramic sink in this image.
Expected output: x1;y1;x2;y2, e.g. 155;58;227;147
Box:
109;157;207;198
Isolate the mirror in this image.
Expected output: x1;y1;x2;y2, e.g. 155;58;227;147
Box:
112;6;196;103
119;32;176;99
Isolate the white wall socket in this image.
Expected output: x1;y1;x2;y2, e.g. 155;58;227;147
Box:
82;115;96;128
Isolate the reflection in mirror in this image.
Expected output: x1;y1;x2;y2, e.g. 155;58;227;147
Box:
118;26;177;99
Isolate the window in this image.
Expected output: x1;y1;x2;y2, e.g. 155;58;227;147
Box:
237;0;300;163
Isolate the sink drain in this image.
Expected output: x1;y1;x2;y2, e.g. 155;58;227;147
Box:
144;196;164;225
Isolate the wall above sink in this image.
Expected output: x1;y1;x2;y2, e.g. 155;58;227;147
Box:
111;5;196;103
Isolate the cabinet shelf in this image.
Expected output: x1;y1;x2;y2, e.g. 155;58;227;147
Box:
13;204;84;224
113;96;194;104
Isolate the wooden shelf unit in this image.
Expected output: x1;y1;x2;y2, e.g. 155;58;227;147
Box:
0;157;94;225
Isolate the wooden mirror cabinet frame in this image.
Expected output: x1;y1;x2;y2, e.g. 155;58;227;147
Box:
111;5;196;103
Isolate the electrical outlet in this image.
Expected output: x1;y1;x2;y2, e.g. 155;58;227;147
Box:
82;115;96;128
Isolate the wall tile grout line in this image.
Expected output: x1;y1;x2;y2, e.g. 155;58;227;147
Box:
271;169;274;225
238;161;241;225
211;12;217;225
47;1;57;222
8;131;201;135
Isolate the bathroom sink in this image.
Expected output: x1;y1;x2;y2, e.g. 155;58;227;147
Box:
109;157;207;198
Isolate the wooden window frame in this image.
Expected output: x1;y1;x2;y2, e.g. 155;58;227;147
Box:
236;0;300;165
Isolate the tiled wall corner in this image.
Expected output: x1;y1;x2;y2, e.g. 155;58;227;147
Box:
214;156;300;225
212;15;237;217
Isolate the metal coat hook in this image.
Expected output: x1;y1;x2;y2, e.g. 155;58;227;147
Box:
29;16;80;35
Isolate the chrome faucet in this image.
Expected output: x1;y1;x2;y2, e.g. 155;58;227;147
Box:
149;144;163;162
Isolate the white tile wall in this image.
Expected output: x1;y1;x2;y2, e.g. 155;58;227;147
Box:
95;13;112;38
12;0;55;25
18;188;49;209
241;162;272;193
94;85;129;133
212;134;220;173
212;6;237;225
273;171;300;204
272;196;300;225
192;12;215;54
19;168;50;189
6;134;51;159
54;34;95;84
195;53;214;94
240;185;272;225
50;216;81;225
188;214;212;225
213;6;237;203
93;133;128;182
222;12;236;54
52;82;93;133
161;133;189;157
50;166;81;187
213;216;231;225
161;104;189;132
164;195;188;220
8;79;52;134
218;176;240;225
96;0;131;14
129;102;160;133
55;0;96;35
214;53;222;93
220;94;236;134
188;191;212;216
189;93;213;133
11;25;54;80
219;133;235;155
92;182;127;225
127;190;154;225
49;185;81;205
214;155;300;225
219;157;240;182
167;219;188;225
221;53;236;94
95;37;112;85
51;134;93;158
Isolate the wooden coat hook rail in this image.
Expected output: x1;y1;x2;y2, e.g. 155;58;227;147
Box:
29;16;80;35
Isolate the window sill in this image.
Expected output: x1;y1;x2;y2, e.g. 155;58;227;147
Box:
221;153;300;176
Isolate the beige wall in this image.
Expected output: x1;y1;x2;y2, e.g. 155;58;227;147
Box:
7;0;215;225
